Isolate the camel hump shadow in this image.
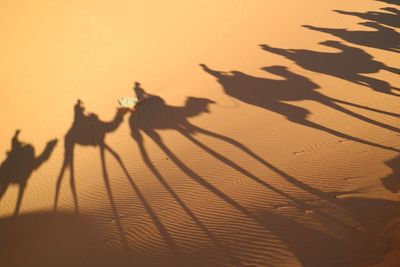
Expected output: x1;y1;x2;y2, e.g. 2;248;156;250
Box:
66;100;128;147
129;84;214;136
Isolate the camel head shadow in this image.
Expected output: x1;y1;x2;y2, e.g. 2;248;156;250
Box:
0;130;57;215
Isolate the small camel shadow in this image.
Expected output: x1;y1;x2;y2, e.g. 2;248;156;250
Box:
0;130;57;215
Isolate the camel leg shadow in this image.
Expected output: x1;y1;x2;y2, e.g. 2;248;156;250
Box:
13;183;26;216
54;143;79;214
133;130;244;266
184;124;355;200
99;143;130;253
103;143;179;254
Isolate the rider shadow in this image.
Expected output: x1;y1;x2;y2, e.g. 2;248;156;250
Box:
0;130;57;215
261;41;400;97
53;100;177;254
303;22;400;53
200;64;399;152
335;7;400;28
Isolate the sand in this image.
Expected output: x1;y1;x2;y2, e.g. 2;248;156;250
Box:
0;1;399;266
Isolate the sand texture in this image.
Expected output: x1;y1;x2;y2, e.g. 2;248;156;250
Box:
1;1;399;266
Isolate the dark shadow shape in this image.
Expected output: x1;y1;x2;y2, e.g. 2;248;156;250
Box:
377;0;400;6
131;85;326;207
381;155;400;193
128;84;350;243
54;100;130;251
54;100;177;254
200;64;399;152
303;22;400;53
131;84;245;267
335;7;400;28
0;130;57;215
261;41;400;97
129;88;400;265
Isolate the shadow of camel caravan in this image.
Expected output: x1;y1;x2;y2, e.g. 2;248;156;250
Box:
303;22;400;53
0;130;57;215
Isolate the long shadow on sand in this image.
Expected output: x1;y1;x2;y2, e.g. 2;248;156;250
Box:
53;100;178;254
130;83;337;206
129;84;400;266
0;130;57;215
303;22;400;53
200;64;399;152
335;7;400;28
127;84;361;263
376;0;400;6
261;41;400;97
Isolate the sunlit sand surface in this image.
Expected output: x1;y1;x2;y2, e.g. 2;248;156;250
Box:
1;1;399;266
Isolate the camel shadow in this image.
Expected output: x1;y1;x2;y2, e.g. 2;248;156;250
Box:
261;41;400;97
128;84;400;265
303;22;400;53
0;130;57;215
130;83;336;204
53;99;134;250
129;83;351;228
335;7;400;28
200;64;399;152
53;99;177;254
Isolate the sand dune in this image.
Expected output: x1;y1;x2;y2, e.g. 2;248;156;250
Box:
1;1;399;266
